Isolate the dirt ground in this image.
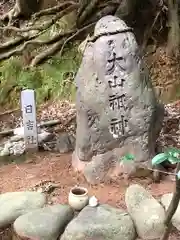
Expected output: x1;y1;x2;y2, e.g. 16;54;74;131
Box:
0;98;180;239
0;152;175;204
0;152;180;239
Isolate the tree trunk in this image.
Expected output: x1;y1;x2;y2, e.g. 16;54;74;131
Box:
167;0;180;57
15;0;41;17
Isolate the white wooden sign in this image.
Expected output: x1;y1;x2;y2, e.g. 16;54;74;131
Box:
21;89;38;151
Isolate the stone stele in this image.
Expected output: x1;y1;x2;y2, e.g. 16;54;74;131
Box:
72;15;164;184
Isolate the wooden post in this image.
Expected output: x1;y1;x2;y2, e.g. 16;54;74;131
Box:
21;89;38;152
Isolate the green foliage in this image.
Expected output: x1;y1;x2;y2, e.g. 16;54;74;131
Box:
122;153;135;162
151;152;169;165
0;42;82;108
152;147;180;166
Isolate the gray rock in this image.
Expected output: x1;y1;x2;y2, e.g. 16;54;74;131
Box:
0;191;46;228
38;130;53;143
11;141;25;156
60;204;136;240
125;184;165;239
83;151;118;184
0;141;25;156
83;146;154;184
9;135;23;142
73;15;164;179
14;204;74;240
55;133;75;153
161;193;180;231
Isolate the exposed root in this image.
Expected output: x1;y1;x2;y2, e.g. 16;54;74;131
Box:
0;3;78;62
0;36;25;52
30;22;95;67
0;4;78;34
1;2;21;25
88;4;118;24
58;22;95;57
33;1;77;19
0;0;175;68
30;39;64;67
0;30;75;61
77;0;99;26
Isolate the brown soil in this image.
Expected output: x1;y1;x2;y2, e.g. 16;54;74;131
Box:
145;45;180;103
0;99;180;239
0;152;180;239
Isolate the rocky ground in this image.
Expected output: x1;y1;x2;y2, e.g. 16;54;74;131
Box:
0;99;180;239
0;160;180;240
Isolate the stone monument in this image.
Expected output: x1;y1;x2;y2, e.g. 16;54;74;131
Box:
72;15;164;184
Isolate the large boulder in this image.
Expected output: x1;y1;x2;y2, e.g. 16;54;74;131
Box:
14;204;74;240
60;204;136;240
0;191;46;228
161;193;180;231
72;15;164;184
125;184;165;239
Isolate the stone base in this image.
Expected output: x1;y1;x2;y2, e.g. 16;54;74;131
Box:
72;150;127;184
72;151;88;172
72;149;153;185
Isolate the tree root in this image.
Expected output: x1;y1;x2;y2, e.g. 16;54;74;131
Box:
1;2;21;25
33;1;77;19
30;22;95;67
88;4;118;24
0;27;48;53
0;3;78;61
0;36;25;52
0;30;75;61
0;4;78;34
0;0;117;66
30;39;64;67
77;0;90;23
77;0;100;27
0;0;166;68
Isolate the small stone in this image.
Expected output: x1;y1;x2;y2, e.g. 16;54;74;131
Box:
161;193;180;231
0;141;12;156
60;204;136;240
125;184;165;239
9;135;23;142
89;196;98;207
0;148;10;156
13;127;24;138
38;130;53;143
55;133;75;153
14;204;74;240
0;191;46;228
12;141;25;156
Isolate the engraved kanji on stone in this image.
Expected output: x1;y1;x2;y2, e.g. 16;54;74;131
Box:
109;116;128;137
109;94;127;111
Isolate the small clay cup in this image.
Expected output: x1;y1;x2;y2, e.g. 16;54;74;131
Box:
68;186;89;211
